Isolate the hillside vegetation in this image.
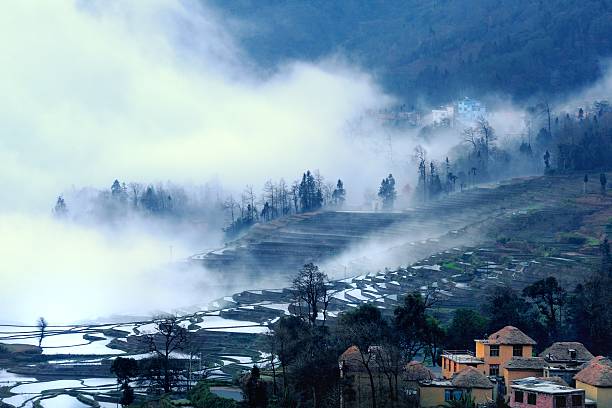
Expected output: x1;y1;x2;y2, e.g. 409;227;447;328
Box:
210;0;612;102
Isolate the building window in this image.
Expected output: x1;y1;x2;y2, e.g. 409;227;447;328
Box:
554;395;567;407
572;394;583;406
489;364;499;376
527;393;537;405
453;362;457;372
515;391;524;403
445;389;463;401
444;390;463;401
569;349;577;360
490;345;500;357
513;345;523;356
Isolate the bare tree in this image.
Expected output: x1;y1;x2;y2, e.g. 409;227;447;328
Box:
475;116;496;167
462;127;479;151
145;316;189;393
37;317;48;348
412;145;428;202
292;263;330;327
372;337;404;404
290;181;300;213
540;101;552;139
278;178;291;216
339;305;387;408
128;182;142;209
223;195;239;226
243;185;257;223
265;332;278;397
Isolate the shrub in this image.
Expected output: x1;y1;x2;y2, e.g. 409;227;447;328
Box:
558;233;587;245
188;382;238;408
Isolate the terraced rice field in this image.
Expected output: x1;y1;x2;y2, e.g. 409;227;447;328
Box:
1;173;610;407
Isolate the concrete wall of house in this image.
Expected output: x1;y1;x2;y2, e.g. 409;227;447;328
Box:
576;381;612;407
510;391;585;408
476;342;532;376
503;368;543;393
341;370;404;408
441;357;481;379
418;386;445;408
509;391;554;408
472;388;494;404
418;387;492;408
545;367;579;387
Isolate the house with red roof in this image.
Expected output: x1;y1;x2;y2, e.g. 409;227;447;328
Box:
574;356;612;407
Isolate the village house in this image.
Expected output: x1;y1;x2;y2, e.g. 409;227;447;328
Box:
418;366;494;407
404;360;435;391
573;356;612;407
456;97;487;124
509;377;586;408
431;105;455;127
441;350;484;379
502;357;548;392
502;342;594;391
339;345;383;408
338;346;435;408
442;326;536;379
541;342;594;386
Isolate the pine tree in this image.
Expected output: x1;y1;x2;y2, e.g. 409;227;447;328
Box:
332;179;346;207
53;196;68;218
141;186;158;213
111;179;122;197
378;174;397;210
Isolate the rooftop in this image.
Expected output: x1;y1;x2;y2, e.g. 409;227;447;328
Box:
503;357;548;371
452;367;493;389
477;326;536;345
511;377;580;395
339;345;364;372
574;356;612;387
419;379;453;387
442;350;484;365
539;342;594;362
404;361;435;381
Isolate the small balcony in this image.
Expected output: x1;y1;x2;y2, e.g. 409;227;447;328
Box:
442;350;484;365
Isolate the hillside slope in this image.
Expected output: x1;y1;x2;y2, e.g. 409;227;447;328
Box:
210;0;612;102
191;173;612;283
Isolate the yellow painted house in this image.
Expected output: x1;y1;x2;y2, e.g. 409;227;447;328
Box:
442;326;536;379
573;356;612;407
502;356;547;392
418;367;494;408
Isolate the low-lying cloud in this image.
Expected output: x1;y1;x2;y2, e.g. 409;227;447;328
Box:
0;0;394;212
0;0;402;323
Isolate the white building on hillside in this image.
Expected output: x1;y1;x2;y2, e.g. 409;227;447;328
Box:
431;105;454;127
457;97;486;124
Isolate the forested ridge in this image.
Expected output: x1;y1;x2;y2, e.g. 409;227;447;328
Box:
210;0;612;103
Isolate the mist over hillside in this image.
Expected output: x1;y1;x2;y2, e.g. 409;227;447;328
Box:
1;3;611;407
209;0;612;103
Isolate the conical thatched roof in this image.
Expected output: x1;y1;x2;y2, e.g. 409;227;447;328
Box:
574;356;612;387
339;345;364;372
451;367;493;389
487;326;536;345
404;361;435;381
539;342;594;362
503;357;548;370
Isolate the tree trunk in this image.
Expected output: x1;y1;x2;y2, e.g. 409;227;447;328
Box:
282;362;288;399
271;357;277;396
365;366;377;408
